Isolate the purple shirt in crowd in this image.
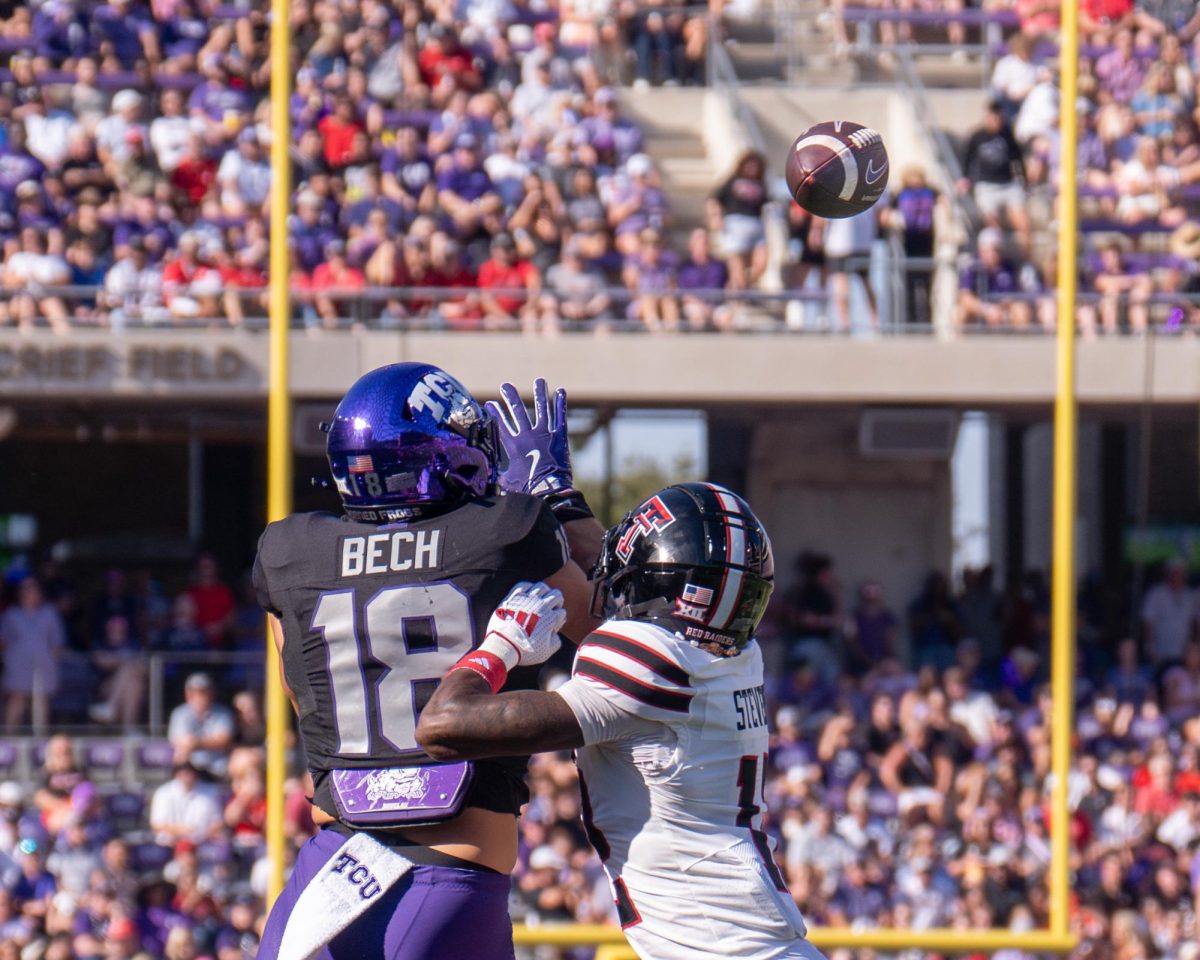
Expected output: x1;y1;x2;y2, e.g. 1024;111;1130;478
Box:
574;118;644;167
436;163;494;202
676;257;727;292
189;81;252;123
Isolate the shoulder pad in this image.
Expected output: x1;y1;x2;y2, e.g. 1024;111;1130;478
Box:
573;620;693;717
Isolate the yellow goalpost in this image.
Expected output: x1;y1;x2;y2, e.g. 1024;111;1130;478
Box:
262;0;1083;950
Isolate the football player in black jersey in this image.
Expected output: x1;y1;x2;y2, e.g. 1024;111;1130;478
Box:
254;363;602;960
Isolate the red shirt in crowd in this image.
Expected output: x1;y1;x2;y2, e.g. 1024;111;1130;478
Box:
171;155;216;204
161;256;208;304
478;258;537;314
417;46;481;90
187;580;235;644
310;262;365;291
1081;0;1132;21
317;115;365;168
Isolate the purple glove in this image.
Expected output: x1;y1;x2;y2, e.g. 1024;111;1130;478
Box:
486;379;575;497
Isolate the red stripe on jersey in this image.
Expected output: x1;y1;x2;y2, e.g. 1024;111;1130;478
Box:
614;877;643;929
575;656;693;713
588;629;690;687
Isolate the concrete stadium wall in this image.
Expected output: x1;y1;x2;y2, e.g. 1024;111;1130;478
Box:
745;410;953;663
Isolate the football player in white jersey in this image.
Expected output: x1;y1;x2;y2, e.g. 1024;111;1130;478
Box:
417;483;824;960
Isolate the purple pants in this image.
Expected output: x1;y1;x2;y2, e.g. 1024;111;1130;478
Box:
260;828;515;960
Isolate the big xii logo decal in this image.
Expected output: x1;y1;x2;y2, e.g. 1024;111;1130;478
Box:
616;496;677;562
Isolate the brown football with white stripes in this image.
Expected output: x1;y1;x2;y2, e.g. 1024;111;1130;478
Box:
786;120;890;219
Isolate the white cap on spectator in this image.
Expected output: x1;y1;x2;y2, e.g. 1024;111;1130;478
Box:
595;86;617;105
1095;765;1123;792
185;671;214;691
113;89;143;112
627;153;653;178
977;226;1004;249
0;782;21;805
528;846;566;871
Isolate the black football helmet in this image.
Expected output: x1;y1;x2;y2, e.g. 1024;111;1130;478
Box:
591;482;774;650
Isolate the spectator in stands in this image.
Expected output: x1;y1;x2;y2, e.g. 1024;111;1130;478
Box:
957;228;1036;330
608;153;671;256
1131;63;1185;140
1091;239;1153;333
2;226;71;334
1095;30;1147;105
991;34;1040;120
623;227;679;331
380;125;436;216
825;202;882;333
1114;136;1183;226
309;240;365;330
0;578;64;731
778;553;843;673
1140;558;1197;667
885;166;942;326
168;673;234;778
216;128;270;216
1014;64;1060;146
478;232;539;330
32;736;84;837
845;582;899;675
436;133;503;240
508;172;565;274
1162;641;1200;724
960;102;1032;255
575;87;645;169
709;150;769;292
184;553;235;649
677;228;732;332
87;615;146;728
149;762;223;847
162;234;219;322
540;237;611;333
908;570;962;669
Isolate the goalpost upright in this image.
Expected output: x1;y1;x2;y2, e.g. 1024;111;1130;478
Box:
264;0;293;908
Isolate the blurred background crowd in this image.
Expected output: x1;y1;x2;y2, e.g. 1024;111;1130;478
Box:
0;0;740;333
0;549;1195;958
0;0;1196;332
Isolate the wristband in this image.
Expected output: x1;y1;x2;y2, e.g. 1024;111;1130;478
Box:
447;649;508;694
545;488;594;523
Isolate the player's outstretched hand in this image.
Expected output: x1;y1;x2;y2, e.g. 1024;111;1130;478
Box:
486;379;574;497
479;581;566;670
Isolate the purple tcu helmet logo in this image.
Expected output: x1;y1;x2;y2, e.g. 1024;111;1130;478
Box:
407;370;481;434
364;768;430;804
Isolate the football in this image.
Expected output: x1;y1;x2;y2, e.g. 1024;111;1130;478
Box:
785;120;890;219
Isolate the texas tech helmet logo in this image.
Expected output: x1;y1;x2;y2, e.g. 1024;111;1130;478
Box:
616;496;677;562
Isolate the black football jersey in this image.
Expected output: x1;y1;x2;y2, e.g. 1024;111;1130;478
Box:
253;493;569;819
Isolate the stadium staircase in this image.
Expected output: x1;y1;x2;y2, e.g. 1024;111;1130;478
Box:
617;88;722;240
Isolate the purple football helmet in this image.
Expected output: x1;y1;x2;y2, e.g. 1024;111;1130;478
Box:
325;363;499;522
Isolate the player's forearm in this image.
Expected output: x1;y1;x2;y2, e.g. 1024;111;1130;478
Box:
417;672;584;761
563;516;604;572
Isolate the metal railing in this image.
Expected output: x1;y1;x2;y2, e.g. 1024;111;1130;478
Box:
10;272;1200;336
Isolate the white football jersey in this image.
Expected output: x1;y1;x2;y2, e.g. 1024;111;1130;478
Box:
555;619;819;960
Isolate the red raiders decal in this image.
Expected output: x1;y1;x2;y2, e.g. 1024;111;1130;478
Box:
615;496;677;561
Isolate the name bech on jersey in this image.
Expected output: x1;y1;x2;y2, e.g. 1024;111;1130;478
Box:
341;529;443;577
733;684;768;731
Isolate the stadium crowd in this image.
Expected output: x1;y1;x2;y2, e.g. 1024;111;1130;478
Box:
0;550;1197;957
0;0;751;334
949;0;1200;333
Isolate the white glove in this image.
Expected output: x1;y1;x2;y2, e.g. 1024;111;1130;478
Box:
479;581;566;670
